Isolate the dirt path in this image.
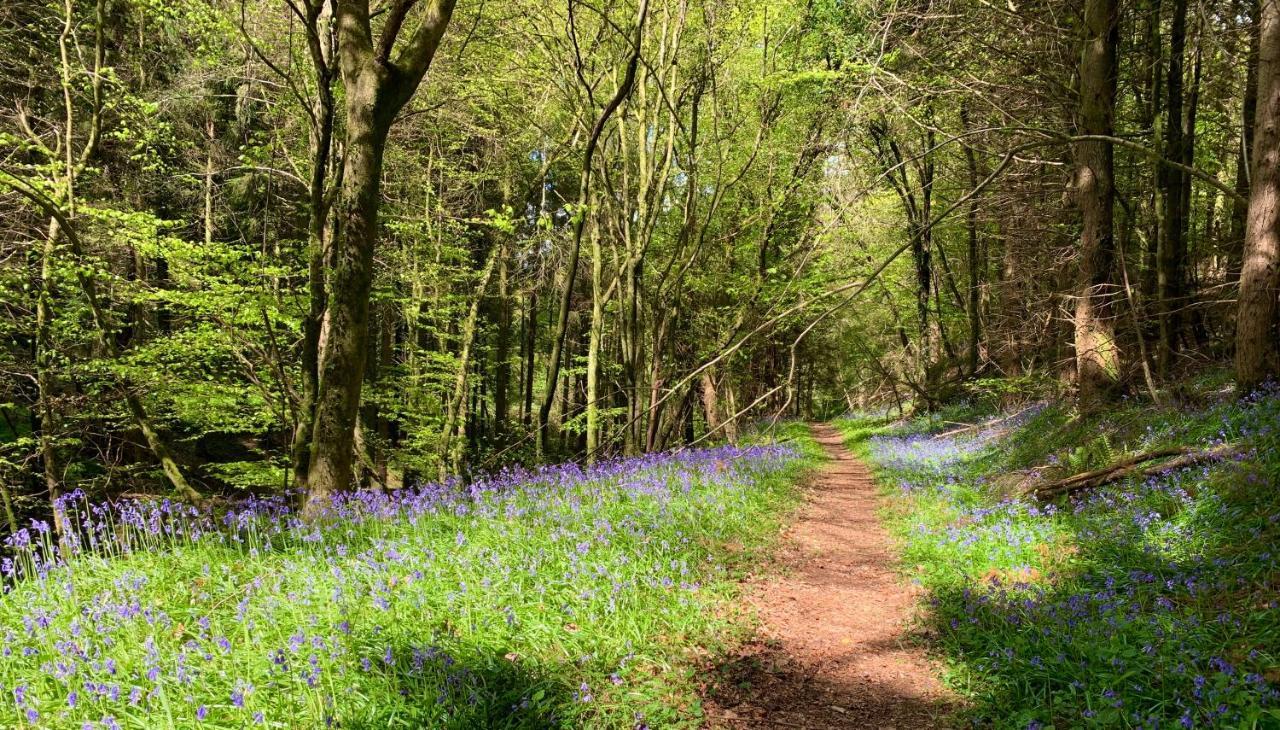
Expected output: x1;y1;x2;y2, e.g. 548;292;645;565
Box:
703;424;955;729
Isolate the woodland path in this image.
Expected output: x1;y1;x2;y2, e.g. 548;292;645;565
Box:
703;424;956;729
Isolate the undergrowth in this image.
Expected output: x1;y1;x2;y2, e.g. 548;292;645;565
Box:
839;380;1280;729
0;439;818;729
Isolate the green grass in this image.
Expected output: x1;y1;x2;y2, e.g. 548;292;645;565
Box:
837;384;1280;729
0;439;821;729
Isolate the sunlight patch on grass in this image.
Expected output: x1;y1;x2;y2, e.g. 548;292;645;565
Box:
837;386;1280;729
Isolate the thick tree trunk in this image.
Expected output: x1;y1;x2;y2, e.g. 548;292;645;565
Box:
722;379;739;444
1237;0;1280;389
700;368;722;438
1073;0;1122;405
302;0;456;517
304;92;386;513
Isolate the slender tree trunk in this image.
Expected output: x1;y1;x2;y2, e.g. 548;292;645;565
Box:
644;311;668;453
1237;0;1280;389
1158;0;1189;372
586;217;607;462
203;118;216;248
961;103;984;376
1231;0;1261;284
441;242;499;477
1074;0;1122;405
521;291;536;427
1142;0;1164;301
493;249;511;439
36;217;65;536
291;29;336;494
537;0;648;455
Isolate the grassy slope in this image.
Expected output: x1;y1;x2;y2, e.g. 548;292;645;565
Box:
838;382;1280;729
0;428;822;729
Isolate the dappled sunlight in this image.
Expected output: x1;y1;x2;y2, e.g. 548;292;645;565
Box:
842;387;1280;728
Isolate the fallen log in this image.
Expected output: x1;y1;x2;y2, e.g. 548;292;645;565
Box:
932;405;1039;440
934;422;980;439
1028;442;1240;499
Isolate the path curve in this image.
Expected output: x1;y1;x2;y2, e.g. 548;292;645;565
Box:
704;424;955;729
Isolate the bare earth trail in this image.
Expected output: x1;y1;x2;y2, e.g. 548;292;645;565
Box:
703;424;956;729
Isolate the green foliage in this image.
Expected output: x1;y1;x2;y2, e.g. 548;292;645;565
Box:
201;458;286;492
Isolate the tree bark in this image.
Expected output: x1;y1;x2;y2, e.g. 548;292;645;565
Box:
303;0;457;517
585;215;610;463
287;0;338;495
700;367;724;439
1142;0;1164;302
1030;443;1238;499
1158;0;1189;372
1237;0;1280;390
521;291;536;427
493;248;511;439
36;217;65;536
1073;0;1122;405
961;102;984;376
1231;0;1262;284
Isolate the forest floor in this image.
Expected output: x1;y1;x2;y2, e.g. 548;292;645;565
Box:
702;424;956;729
830;385;1280;728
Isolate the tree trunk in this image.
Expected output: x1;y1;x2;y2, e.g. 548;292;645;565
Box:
1074;0;1122;405
961;102;984;376
537;0;648;456
303;0;457;517
36;217;65;536
586;217;608;463
493;249;511;439
441;241;499;477
722;379;739;444
1142;0;1164;302
1237;0;1280;389
1231;0;1261;284
700;368;722;438
1158;0;1189;372
305;89;386;512
290;14;336;494
521;291;536;427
